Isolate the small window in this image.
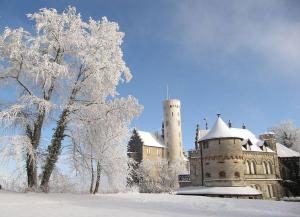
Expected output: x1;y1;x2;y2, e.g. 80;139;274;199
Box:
194;165;198;176
166;121;169;126
172;112;173;116
234;172;240;178
219;171;226;178
267;184;274;198
203;141;209;149
178;120;180;126
250;161;256;174
267;161;273;174
205;173;211;178
157;149;160;157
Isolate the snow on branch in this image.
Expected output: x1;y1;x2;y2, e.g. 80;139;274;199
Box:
0;135;34;164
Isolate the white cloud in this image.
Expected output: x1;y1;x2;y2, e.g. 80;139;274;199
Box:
171;0;300;76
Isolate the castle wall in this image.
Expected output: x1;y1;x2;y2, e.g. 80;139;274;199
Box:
142;146;167;161
189;137;283;199
202;138;245;187
243;151;282;199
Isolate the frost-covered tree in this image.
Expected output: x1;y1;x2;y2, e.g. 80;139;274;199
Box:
269;120;300;152
136;160;183;193
70;97;141;194
0;6;141;192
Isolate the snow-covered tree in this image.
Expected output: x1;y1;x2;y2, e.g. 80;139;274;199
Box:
69;97;141;194
0;6;142;192
136;160;183;193
269;120;300;152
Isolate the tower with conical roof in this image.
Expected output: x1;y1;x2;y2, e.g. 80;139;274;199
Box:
163;99;184;164
199;115;245;187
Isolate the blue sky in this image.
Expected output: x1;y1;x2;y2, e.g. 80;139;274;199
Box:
1;0;300;151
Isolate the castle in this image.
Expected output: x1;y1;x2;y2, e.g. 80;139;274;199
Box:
128;99;300;200
128;99;187;166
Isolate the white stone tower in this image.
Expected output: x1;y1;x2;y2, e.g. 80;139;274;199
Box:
163;99;184;163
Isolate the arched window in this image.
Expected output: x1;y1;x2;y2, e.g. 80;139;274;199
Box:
250;161;256;174
246;161;251;174
263;161;267;174
234;172;240;178
267;161;273;174
250;184;261;191
219;171;226;178
263;161;273;174
205;173;211;178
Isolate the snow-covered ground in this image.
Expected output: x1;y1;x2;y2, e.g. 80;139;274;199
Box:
0;191;299;217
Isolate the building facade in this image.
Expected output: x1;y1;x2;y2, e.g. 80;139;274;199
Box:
187;115;300;200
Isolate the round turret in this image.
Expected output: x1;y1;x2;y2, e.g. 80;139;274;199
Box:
199;116;245;187
163;99;184;163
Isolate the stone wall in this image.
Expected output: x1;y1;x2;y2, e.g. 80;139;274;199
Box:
188;137;283;199
201;138;245;187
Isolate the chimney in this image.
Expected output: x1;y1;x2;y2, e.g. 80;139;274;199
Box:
228;120;232;128
195;124;199;149
242;123;246;129
161;122;164;139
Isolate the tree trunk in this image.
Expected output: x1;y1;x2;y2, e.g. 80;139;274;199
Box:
40;108;69;192
26;111;45;189
39;73;81;192
93;161;101;194
26;153;37;188
89;155;94;194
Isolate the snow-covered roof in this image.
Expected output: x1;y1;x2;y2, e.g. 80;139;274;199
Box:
276;143;300;158
199;117;240;141
198;117;274;152
176;186;262;196
137;131;166;148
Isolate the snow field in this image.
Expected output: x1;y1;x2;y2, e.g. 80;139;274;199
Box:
0;191;299;217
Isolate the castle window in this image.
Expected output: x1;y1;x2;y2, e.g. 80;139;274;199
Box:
263;161;267;174
194;165;198;176
203;141;209;149
246;160;251;174
219;171;226;178
234;172;240;178
267;184;274;198
250;161;256;174
166;121;169;126
146;148;151;155
267;162;273;174
205;173;211;178
264;161;273;174
172;112;173;117
218;139;221;144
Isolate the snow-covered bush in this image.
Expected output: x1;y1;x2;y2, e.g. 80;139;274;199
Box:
136;160;183;193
